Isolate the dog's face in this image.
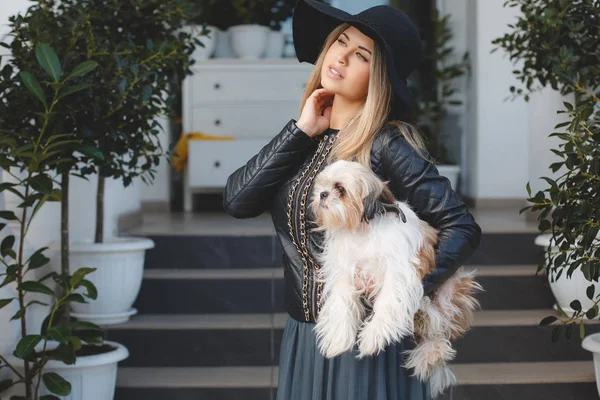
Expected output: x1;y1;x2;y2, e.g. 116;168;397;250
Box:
310;160;402;231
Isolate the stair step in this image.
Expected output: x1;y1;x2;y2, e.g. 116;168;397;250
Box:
134;265;553;314
106;310;600;367
114;361;597;400
142;265;541;279
111;309;599;331
141;231;543;271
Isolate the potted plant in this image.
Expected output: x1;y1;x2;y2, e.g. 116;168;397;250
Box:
4;0;199;326
0;40;128;400
228;0;272;59
492;0;600;393
407;7;470;190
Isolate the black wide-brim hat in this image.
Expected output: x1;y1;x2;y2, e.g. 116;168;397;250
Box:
292;0;423;119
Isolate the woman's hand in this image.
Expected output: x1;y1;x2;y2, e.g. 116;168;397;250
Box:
295;88;334;138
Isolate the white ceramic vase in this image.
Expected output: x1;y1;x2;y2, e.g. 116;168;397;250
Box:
229;24;270;59
55;236;155;325
189;24;218;60
3;340;128;400
264;30;285;58
535;233;600;317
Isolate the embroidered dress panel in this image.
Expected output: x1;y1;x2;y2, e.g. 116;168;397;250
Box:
286;132;339;321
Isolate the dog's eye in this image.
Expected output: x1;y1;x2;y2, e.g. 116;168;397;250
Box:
334;184;345;195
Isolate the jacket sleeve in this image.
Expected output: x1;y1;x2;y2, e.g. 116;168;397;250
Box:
223;119;318;219
380;129;482;296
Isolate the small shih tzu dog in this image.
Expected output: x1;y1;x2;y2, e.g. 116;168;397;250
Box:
309;160;482;398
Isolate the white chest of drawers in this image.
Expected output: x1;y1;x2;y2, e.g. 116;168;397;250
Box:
182;59;313;212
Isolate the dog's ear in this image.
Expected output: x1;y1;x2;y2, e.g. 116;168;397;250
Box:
378;184;407;223
361;191;386;223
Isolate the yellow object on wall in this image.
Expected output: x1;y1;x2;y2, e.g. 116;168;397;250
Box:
172;132;234;172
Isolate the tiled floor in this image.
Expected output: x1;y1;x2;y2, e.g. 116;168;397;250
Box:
124;205;539;236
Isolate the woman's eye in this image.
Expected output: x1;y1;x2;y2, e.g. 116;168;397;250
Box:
337;38;346;45
357;53;367;62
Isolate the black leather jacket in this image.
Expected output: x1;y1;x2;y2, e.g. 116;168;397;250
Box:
223;119;482;323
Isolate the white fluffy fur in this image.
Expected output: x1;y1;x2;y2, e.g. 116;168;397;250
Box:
308;160;482;399
313;202;426;359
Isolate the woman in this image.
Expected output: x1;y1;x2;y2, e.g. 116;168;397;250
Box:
223;1;482;399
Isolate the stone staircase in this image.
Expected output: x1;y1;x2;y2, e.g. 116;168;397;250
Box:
108;212;599;399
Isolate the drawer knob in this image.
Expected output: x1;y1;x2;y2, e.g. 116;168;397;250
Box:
214;82;221;90
214;119;221;126
214;161;221;168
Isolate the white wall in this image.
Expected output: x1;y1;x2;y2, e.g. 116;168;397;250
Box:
453;0;568;202
140;115;171;203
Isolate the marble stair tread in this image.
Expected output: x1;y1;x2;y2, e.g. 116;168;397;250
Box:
117;366;273;388
116;361;594;389
124;208;540;236
448;361;595;385
142;265;542;280
109;309;598;330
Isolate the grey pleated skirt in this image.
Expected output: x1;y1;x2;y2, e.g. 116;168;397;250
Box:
276;315;432;400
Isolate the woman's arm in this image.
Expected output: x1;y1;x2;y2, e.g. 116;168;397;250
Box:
380;129;482;296
223;119;318;219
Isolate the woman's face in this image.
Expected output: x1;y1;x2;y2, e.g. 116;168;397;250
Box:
320;25;373;103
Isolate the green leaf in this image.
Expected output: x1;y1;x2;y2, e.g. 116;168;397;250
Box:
586;305;598;320
18;281;55;296
47;326;70;344
556;303;569;318
587;284;595;300
570;300;582;312
65;320;103;331
0;298;14;309
14;334;42;358
0;378;14;392
58;83;93;100
36;44;61;82
1;235;15;258
539;316;557;326
43;372;71;396
78;145;104;161
20;71;47;108
26;247;50;270
64;293;86;304
70;267;96;287
551;325;562;342
66;60;98;80
78;279;97;300
0;211;18;221
29;173;54;194
580;320;586;339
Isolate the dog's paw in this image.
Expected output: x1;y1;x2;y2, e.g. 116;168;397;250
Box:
314;318;357;358
356;321;390;358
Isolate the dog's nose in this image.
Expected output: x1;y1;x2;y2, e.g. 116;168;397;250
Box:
320;191;329;200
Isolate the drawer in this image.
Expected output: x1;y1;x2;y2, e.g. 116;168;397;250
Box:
187;139;268;188
185;104;301;138
185;69;311;104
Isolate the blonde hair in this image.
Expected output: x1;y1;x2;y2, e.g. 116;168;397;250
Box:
299;23;433;168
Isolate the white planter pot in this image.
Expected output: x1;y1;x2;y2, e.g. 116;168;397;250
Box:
535;233;600;317
182;24;217;61
213;28;235;58
437;164;460;191
53;237;154;325
3;340;128;400
264;30;285;58
582;333;600;397
229;24;270;59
